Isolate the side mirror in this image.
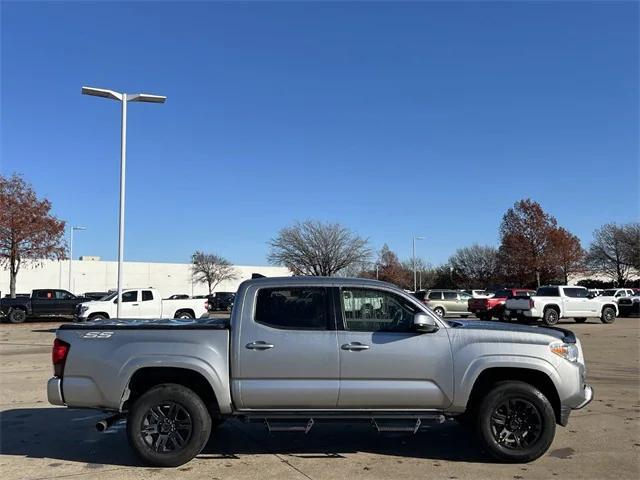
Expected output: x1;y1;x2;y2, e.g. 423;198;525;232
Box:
414;312;439;333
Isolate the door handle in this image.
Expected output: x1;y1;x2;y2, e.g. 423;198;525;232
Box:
132;304;139;306
341;342;370;351
246;341;275;350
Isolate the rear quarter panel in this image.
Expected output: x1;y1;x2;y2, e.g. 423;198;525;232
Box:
58;328;232;413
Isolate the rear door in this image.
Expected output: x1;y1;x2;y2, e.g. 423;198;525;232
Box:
139;290;160;318
31;290;57;315
563;287;586;316
233;285;339;409
336;286;453;409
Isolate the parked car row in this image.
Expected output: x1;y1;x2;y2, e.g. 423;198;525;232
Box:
0;287;235;323
414;285;622;326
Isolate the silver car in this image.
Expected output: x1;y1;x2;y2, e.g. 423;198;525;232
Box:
423;289;472;317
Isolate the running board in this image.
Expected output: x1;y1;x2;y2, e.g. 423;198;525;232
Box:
265;418;314;434
372;418;422;433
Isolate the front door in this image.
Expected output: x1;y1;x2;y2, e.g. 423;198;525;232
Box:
233;285;339;409
55;290;79;315
337;287;454;409
115;290;141;318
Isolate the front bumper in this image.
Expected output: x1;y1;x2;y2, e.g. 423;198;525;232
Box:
47;377;65;406
559;383;593;426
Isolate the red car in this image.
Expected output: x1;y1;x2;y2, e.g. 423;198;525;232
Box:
468;288;535;321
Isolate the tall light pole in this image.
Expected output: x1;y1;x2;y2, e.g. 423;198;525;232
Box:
69;226;86;293
412;235;424;292
82;86;166;317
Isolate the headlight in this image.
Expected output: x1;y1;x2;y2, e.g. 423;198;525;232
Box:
550;342;579;362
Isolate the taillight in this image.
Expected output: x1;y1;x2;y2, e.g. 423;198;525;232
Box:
52;338;70;377
529;298;535;309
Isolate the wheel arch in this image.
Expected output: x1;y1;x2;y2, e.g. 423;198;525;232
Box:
123;366;220;415
460;363;563;425
543;303;562;316
174;308;196;318
88;312;110;319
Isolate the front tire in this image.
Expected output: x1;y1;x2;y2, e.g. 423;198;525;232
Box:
600;307;616;324
476;381;556;463
8;309;27;324
127;383;211;467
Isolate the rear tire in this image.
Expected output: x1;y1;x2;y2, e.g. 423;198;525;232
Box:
175;311;194;319
475;381;556;463
600;307;616;324
8;309;27;324
433;307;445;318
127;383;211;467
542;308;559;326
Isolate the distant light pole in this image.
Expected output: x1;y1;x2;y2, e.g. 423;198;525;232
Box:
375;262;380;280
81;86;166;317
68;226;86;293
412;235;424;292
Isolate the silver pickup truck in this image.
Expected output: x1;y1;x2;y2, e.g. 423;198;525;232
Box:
48;277;593;467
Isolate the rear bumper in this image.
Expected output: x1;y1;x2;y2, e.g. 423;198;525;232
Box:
47;377;65;406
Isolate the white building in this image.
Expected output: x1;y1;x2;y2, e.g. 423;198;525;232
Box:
0;259;289;298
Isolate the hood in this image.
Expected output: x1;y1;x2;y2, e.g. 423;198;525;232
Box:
447;319;575;344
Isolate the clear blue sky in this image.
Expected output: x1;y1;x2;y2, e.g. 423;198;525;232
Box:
2;1;638;266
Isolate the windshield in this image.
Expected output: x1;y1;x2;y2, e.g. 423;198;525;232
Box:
100;292;118;301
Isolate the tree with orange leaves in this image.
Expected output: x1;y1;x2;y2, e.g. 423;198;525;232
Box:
0;174;67;297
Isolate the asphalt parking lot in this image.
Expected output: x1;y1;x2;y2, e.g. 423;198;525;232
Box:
0;317;638;480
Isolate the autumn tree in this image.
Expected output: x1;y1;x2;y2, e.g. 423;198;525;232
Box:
0;174;67;297
448;244;500;288
549;227;585;284
586;223;635;286
268;220;370;276
499;199;559;287
191;251;238;294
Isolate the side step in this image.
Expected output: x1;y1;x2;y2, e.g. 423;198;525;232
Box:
265;418;315;434
372;418;423;433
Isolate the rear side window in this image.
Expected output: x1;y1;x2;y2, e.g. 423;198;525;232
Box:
142;290;154;301
36;290;54;299
536;287;560;297
443;292;457;300
564;288;588;298
255;287;329;330
428;291;442;300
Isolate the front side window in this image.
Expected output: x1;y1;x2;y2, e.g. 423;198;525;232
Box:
255;287;328;330
341;288;417;333
122;291;138;303
55;290;74;300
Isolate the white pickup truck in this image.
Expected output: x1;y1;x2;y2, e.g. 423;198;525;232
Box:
74;288;209;321
504;285;618;326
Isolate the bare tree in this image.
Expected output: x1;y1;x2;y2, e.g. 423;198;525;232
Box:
619;222;640;270
268;220;370;276
0;174;67;297
586;223;634;286
191;251;238;294
448;244;500;288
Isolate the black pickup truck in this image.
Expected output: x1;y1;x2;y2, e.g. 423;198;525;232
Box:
0;289;91;323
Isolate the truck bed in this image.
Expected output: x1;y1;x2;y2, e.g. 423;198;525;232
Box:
53;318;232;412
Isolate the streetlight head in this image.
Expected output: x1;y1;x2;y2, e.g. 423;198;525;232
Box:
73;226;87;231
127;93;166;104
81;86;122;101
415;236;424;240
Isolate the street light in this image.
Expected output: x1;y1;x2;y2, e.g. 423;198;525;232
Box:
412;235;424;292
82;86;166;317
69;226;86;293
